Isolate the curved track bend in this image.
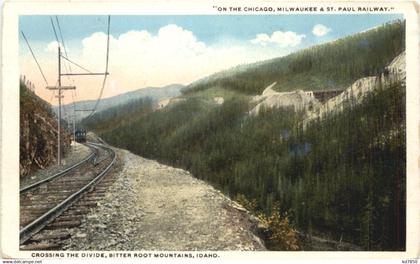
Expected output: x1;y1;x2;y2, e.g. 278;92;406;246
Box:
20;142;117;250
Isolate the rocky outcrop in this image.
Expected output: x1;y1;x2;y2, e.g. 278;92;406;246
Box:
387;51;405;79
157;97;186;110
157;98;171;109
250;82;321;116
213;97;224;105
248;52;405;122
20;83;71;178
304;52;406;124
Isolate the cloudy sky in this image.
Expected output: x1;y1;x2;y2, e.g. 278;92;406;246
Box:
19;14;403;105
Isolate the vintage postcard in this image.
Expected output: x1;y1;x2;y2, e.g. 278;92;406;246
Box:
1;0;419;262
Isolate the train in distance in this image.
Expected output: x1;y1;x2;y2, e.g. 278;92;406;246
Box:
75;129;87;143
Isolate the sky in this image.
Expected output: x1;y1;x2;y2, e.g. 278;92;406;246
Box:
19;14;403;105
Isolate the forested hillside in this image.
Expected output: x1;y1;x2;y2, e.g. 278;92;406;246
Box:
92;80;404;250
81;97;154;134
60;84;183;121
186;20;405;95
82;20;406;250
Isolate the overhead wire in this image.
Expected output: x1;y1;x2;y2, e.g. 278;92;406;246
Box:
55;16;76;83
49;17;60;44
60;55;92;73
56;15;95;121
47;16;111;119
21;31;49;85
48;91;56;105
70;90;77;135
54;16;78;128
23;17;99;129
50;17;70;79
55;16;69;61
73;84;90;119
48;17;65;111
86;15;111;118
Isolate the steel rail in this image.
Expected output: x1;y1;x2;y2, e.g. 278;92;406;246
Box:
19;143;116;245
86;141;107;148
86;142;111;165
20;145;97;194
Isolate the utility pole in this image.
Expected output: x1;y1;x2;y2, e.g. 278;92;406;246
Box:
47;44;109;165
47;47;75;166
73;112;76;142
57;47;62;165
70;99;76;142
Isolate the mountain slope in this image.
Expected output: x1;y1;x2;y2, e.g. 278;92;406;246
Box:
59;84;184;121
305;51;405;123
81;97;154;134
247;51;405;121
82;20;406;250
185;20;405;95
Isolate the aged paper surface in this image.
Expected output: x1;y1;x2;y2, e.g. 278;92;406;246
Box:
1;0;419;262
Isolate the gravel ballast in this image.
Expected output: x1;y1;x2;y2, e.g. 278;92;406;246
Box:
63;149;266;251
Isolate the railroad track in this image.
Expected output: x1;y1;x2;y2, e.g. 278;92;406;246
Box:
19;141;117;250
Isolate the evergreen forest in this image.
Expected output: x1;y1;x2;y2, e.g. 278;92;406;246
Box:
82;20;406;250
186;20;405;94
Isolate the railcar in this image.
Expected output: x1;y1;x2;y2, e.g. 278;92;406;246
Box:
75;129;87;143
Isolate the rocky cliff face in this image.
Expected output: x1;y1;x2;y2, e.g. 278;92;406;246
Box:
248;52;405;124
304;52;405;124
249;82;321;116
20;82;71;178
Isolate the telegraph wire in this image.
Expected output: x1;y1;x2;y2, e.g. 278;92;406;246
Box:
55;16;76;80
55;16;69;61
49;90;56;105
50;17;71;77
24;16;111;115
86;15;111;118
21;31;49;85
49;17;60;44
61;55;92;73
48;91;56;105
53;16;78;126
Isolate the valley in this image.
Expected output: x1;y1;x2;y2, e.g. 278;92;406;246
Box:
19;19;407;251
80;20;406;250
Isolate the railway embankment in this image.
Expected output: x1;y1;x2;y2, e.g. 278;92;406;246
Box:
63;148;266;251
